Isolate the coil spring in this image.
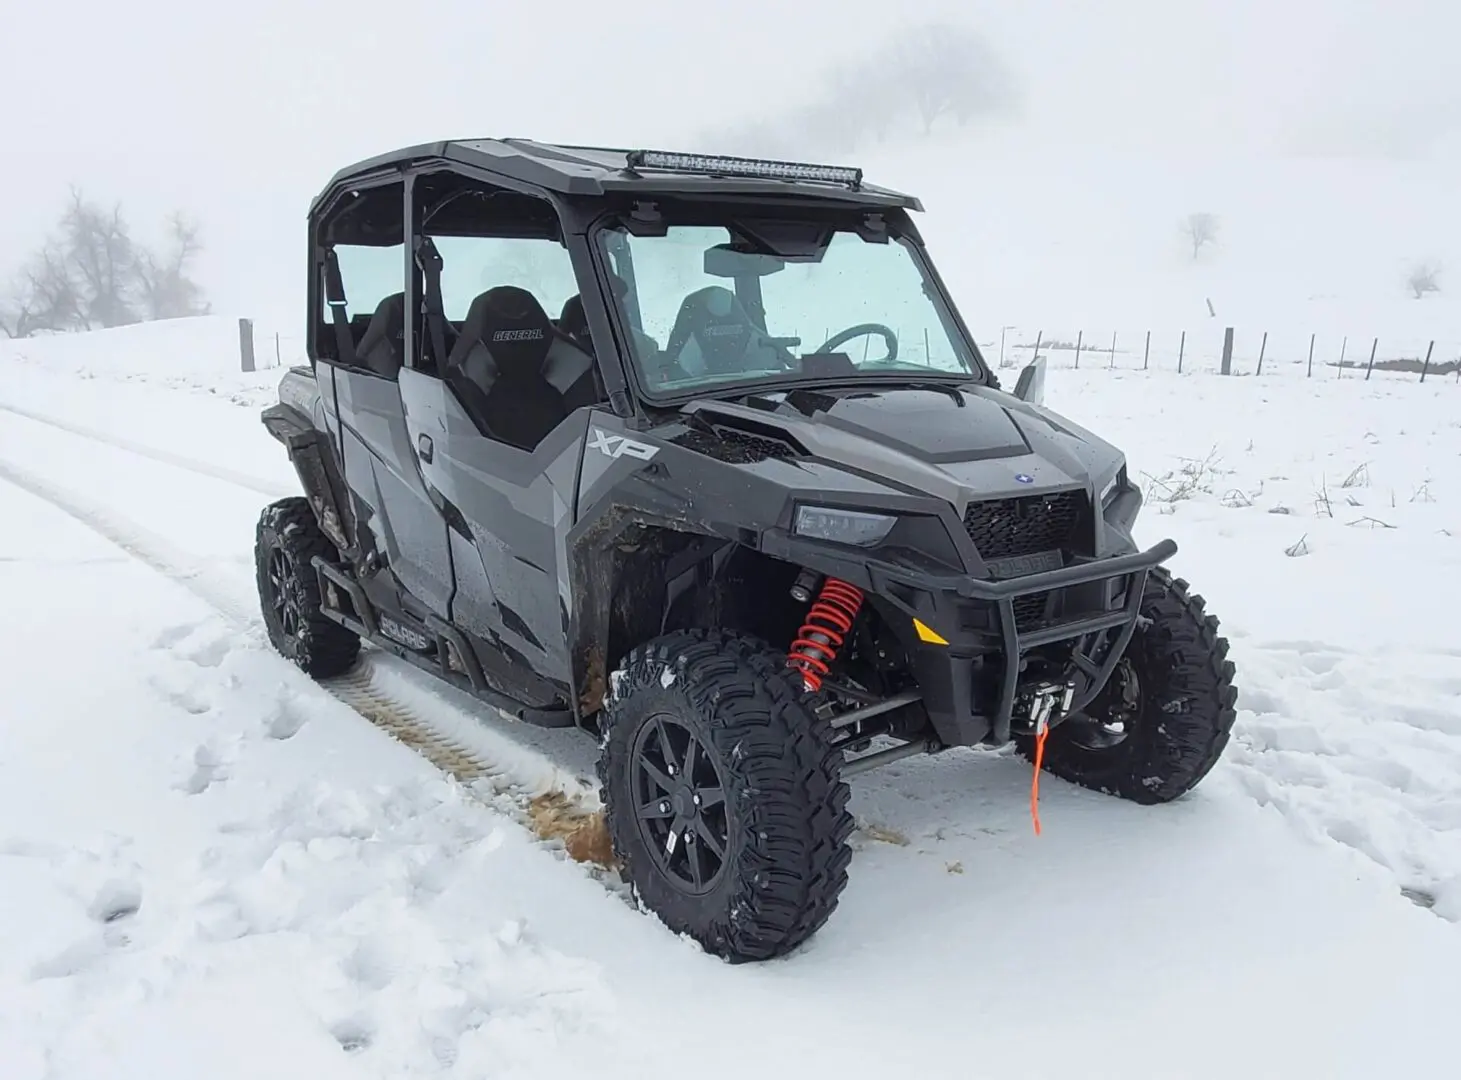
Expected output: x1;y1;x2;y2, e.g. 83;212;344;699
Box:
787;578;865;692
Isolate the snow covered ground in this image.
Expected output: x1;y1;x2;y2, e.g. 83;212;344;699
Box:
2;320;1460;1078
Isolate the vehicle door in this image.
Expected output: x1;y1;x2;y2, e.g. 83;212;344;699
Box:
396;227;601;690
314;181;455;619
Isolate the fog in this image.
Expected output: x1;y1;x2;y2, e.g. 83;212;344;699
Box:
3;0;1457;326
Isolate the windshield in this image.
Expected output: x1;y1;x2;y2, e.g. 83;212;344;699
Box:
595;216;984;396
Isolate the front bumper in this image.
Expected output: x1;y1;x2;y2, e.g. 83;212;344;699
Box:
766;530;1177;748
913;539;1175;747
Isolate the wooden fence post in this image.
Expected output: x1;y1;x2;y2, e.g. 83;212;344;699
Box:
1220;327;1234;375
1420;340;1434;382
1256;331;1268;376
1364;337;1378;380
1178;330;1186;374
238;318;255;373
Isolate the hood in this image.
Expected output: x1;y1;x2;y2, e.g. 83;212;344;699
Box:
679;383;1123;509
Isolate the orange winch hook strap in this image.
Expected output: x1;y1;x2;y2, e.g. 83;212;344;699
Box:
1030;725;1049;836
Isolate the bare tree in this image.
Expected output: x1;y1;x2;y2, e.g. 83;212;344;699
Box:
1182;212;1220;260
1406;260;1441;299
60;189;140;329
0;298;38;339
4;241;83;336
0;191;208;338
691;19;1019;159
135;213;210;320
822;61;902;147
885;21;1018;134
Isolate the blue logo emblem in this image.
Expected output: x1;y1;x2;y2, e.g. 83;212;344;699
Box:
1014;473;1035;484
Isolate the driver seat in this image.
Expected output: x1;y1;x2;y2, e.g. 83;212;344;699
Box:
663;286;784;377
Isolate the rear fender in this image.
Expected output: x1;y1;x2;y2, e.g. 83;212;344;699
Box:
260;402;357;556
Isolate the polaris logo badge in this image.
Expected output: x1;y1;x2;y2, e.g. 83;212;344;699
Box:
1014;473;1035;484
590;428;659;461
378;614;432;651
492;327;545;342
985;551;1062;579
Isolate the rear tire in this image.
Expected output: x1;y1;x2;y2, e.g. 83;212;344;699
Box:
255;497;360;679
1021;567;1237;804
598;629;854;962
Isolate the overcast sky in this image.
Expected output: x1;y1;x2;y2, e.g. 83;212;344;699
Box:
3;0;1457;323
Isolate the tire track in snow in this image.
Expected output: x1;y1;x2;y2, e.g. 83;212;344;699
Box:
0;451;616;878
0;452;255;623
0;399;293;498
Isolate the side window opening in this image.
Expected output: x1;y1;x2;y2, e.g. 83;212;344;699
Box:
435;235;579;325
333;243;405;378
411;178;606;452
312;181;406;379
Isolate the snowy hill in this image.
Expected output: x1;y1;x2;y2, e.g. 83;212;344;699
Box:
2;320;1460;1077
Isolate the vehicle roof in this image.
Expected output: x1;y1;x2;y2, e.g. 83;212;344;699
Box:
315;138;923;211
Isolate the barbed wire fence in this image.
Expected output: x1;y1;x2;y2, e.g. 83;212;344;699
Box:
980;325;1460;383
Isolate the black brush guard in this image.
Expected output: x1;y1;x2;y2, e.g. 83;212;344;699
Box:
868;539;1177;749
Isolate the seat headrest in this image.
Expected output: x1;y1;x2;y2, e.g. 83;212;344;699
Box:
667;286;756;373
559;294;587;338
560;271;632;335
356;292;405;377
455;285;554;377
368;291;405;325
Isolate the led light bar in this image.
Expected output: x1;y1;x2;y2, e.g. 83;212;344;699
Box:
625;150;863;188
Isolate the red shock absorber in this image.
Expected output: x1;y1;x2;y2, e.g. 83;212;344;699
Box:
787;578;865;692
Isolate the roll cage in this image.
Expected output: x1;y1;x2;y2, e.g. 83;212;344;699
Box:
304;141;994;422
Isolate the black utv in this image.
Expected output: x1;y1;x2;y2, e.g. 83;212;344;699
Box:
255;141;1238;962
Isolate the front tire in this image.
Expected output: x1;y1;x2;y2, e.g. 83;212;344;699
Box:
255;497;360;679
598;630;854;962
1024;567;1238;804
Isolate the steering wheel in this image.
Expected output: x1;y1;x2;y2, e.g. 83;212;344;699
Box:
814;323;898;364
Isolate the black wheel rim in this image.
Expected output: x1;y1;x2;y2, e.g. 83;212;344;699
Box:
630;713;731;896
1061;657;1140;752
267;548;301;639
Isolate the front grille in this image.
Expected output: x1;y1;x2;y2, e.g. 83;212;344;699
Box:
1011;592;1052;631
671;426;800;464
963;490;1087;562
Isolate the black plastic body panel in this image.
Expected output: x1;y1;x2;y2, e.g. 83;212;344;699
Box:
261;401;357;555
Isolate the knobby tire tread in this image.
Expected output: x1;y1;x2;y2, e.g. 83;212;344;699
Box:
598;629;854;962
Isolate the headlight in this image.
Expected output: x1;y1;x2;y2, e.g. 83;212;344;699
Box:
1099;467;1126;509
793;505;897;547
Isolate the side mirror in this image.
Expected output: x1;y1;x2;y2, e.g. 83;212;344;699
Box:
1013;356;1046;405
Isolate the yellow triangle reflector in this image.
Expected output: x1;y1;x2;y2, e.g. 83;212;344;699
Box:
913;619;948;646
